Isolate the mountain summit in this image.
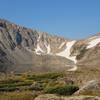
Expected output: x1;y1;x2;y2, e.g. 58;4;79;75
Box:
0;19;100;73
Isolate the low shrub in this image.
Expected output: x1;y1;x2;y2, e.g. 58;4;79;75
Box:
0;80;33;88
44;85;79;95
0;87;19;92
0;78;23;84
27;72;64;81
0;80;33;91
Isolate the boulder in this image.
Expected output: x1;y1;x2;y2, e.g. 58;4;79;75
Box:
34;94;100;100
75;80;100;96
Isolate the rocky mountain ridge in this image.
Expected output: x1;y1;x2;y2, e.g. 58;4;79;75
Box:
0;19;100;73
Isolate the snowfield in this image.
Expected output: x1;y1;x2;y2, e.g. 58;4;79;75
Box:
68;65;78;71
87;38;100;49
44;43;51;54
58;42;66;49
35;44;44;55
56;41;77;64
34;40;77;64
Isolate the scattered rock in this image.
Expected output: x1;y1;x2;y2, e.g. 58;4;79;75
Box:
34;94;61;100
34;94;100;100
75;80;100;96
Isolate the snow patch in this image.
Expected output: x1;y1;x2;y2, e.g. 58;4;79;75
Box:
67;65;78;71
35;44;44;55
58;42;66;49
44;43;51;54
87;38;100;49
56;41;77;64
25;47;34;53
46;44;51;54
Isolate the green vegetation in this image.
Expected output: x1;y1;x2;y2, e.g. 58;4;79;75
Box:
44;85;79;95
27;72;64;81
0;91;37;100
0;72;80;99
0;80;33;91
0;72;65;92
0;67;99;99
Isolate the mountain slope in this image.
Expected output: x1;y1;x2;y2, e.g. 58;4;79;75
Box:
0;19;100;73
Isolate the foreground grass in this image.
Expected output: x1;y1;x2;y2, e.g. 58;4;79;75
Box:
0;72;65;91
0;91;37;100
0;72;79;100
0;68;99;99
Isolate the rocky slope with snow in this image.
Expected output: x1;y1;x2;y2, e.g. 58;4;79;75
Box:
0;19;100;73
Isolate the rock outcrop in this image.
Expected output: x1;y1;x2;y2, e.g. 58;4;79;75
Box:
76;80;100;96
34;94;100;100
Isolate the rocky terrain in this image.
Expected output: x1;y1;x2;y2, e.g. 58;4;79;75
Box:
76;80;100;96
35;94;100;100
0;19;100;100
0;19;100;73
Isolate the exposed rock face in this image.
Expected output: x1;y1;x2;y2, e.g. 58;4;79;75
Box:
0;19;100;73
71;34;100;67
34;94;100;100
0;19;74;73
76;80;100;96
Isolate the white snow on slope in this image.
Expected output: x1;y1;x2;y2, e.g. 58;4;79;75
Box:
46;44;51;54
68;65;78;71
59;42;65;49
35;44;44;55
87;38;100;49
25;47;34;53
44;43;51;54
88;36;97;40
56;41;77;64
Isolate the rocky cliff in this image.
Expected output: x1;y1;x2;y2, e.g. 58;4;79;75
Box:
0;19;100;73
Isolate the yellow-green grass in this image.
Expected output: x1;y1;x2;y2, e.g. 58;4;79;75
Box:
0;91;37;100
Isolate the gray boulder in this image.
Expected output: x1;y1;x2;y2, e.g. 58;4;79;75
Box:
76;80;100;96
34;94;100;100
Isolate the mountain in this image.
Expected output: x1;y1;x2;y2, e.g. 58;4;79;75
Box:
0;19;100;73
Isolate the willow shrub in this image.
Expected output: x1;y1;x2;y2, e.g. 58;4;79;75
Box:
44;84;79;95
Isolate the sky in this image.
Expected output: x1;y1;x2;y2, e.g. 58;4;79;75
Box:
0;0;100;39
